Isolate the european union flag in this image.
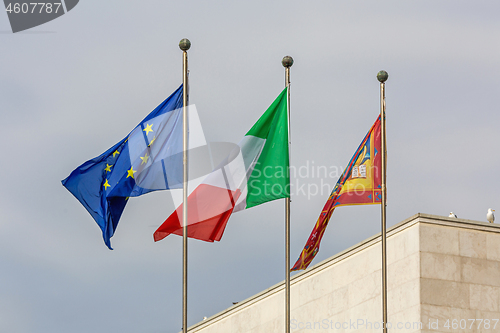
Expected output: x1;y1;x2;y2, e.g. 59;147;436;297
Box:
62;86;184;249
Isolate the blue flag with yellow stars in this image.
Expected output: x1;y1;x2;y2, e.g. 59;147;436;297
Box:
62;85;184;249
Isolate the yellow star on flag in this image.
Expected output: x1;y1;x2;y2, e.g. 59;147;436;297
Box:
143;123;154;135
140;153;149;165
104;164;113;172
112;150;120;158
103;179;111;190
148;136;156;147
126;166;137;179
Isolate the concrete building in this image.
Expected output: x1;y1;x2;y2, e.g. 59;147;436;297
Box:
187;213;500;333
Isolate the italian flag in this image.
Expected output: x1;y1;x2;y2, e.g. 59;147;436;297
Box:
154;87;290;242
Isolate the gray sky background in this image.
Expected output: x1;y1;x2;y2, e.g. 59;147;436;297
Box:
1;1;499;332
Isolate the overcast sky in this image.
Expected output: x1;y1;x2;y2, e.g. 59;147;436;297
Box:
1;1;499;332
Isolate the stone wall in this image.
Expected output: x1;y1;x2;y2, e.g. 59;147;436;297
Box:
186;214;500;333
419;217;500;333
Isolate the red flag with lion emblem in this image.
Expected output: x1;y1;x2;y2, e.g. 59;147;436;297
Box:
292;116;382;271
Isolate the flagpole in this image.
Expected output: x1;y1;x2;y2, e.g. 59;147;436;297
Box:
282;55;293;333
377;70;388;333
179;38;191;333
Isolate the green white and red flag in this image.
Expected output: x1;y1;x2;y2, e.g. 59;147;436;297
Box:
154;88;290;242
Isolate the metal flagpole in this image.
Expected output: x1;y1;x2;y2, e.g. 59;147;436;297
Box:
179;38;191;333
377;70;388;333
282;55;293;333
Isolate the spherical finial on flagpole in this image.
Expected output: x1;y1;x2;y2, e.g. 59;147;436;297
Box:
282;56;294;68
377;70;388;83
179;38;191;51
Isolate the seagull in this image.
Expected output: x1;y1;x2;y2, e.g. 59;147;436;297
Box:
487;208;495;223
449;212;457;218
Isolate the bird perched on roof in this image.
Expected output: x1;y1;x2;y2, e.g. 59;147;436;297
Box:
487;208;495;223
449;212;457;218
